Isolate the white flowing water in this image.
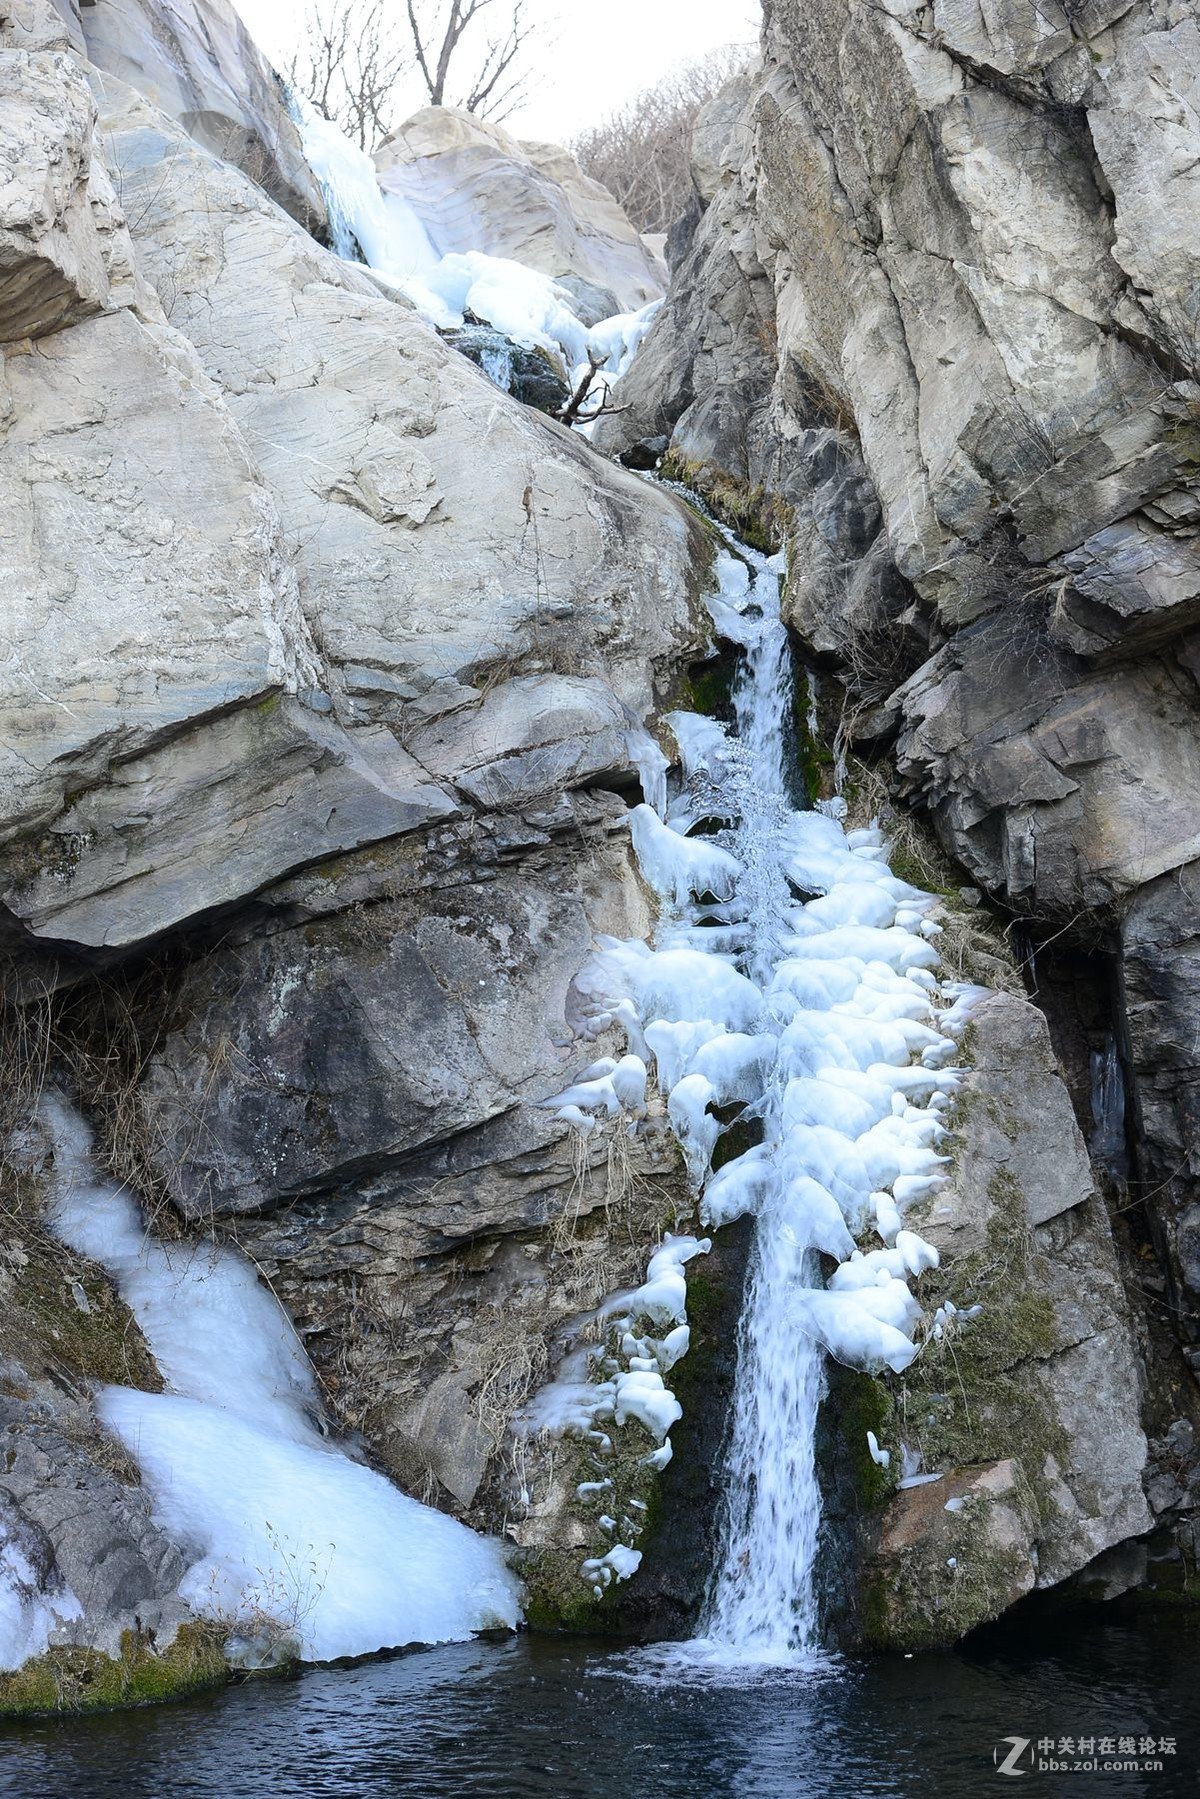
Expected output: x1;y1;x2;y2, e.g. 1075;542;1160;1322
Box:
555;521;983;1665
692;546;829;1653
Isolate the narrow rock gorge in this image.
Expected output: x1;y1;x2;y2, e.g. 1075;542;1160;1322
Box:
2;0;1199;1753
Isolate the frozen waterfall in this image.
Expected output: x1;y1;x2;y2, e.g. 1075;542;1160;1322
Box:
566;522;980;1664
288;93;660;416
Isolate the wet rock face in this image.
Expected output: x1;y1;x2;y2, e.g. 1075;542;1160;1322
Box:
830;993;1151;1650
441;325;571;415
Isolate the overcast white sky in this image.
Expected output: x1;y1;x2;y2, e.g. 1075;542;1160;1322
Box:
234;1;761;145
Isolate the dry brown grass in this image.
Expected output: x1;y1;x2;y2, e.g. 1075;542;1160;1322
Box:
472;1299;553;1454
841;760;1025;996
0;974;162;1419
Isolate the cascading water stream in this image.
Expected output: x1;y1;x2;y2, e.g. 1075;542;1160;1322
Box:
274;98;981;1646
688;545;829;1654
543;510;984;1667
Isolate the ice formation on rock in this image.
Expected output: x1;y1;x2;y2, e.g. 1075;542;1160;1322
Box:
530;517;982;1655
291;93;660;419
0;1530;81;1673
38;1099;521;1664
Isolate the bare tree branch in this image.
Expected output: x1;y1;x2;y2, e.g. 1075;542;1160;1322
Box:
289;0;411;149
557;349;629;428
292;2;538;148
405;0;533;119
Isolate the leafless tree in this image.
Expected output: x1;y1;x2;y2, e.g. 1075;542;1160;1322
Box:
405;0;532;120
572;45;752;236
288;1;411;150
290;0;534;148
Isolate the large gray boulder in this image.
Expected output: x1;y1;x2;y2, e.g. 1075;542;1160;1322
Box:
375;107;666;313
1;699;458;948
96;80;705;738
0;55;706;957
0;305;318;846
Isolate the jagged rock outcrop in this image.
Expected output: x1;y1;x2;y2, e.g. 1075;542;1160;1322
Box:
375;106;666;314
825;989;1152;1646
133;790;686;1522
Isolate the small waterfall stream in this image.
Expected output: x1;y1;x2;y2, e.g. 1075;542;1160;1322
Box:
578;515;980;1665
691;545;829;1654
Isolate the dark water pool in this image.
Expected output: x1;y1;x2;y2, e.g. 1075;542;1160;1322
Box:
3;1611;1198;1799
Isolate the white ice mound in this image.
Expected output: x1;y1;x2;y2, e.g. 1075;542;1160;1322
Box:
98;1391;519;1660
38;1097;521;1662
629;804;742;906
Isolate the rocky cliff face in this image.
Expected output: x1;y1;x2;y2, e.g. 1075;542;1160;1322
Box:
5;0;1197;1689
0;0;716;1688
602;0;1200;1630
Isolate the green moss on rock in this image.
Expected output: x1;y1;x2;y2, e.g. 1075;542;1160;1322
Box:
516;1409;664;1636
520;1223;751;1639
0;1623;229;1718
884;1170;1063;1510
686;646;739;723
860;1478;1038;1652
837;1373;896;1511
